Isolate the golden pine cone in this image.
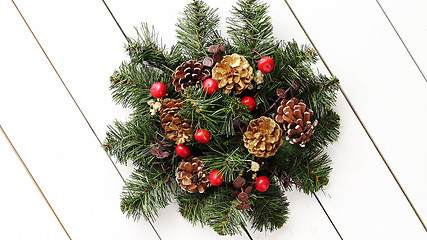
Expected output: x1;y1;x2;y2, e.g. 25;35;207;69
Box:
243;116;284;158
274;98;318;147
176;157;209;193
159;99;192;145
212;53;254;94
172;60;211;92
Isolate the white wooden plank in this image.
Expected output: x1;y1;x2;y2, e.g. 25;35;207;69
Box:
0;127;69;240
12;0;133;178
318;93;427;239
287;0;427;237
377;0;427;80
1;1;160;239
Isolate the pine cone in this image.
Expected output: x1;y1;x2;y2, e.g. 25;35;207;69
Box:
274;98;318;147
176;157;209;193
172;60;211;92
212;53;254;94
243;116;283;158
159;99;192;145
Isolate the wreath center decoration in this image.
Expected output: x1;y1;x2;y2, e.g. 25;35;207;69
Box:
103;0;340;236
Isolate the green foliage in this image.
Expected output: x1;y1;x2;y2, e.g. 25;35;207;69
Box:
176;0;223;60
276;147;333;194
275;41;340;117
126;23;183;72
180;86;253;137
203;186;249;235
202;147;252;182
109;62;162;109
177;192;207;226
310;109;340;149
227;0;276;59
121;169;175;222
103;117;158;167
104;0;341;236
177;187;246;236
249;184;289;232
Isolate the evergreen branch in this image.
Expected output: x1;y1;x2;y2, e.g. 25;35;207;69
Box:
275;41;340;118
177;192;207;226
309;109;340;149
202;146;252;182
176;0;222;60
227;0;276;59
109;62;162;108
103;116;161;167
303;74;340;118
282;150;332;194
127;23;182;72
121;169;175;222
203;186;249;235
249;184;289;232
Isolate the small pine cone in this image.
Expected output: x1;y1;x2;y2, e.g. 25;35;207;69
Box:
274;98;318;147
172;60;211;92
212;53;254;94
176;157;209;193
243;116;284;158
159;99;192;145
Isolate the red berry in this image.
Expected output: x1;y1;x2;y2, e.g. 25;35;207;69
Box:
255;176;270;192
150;82;166;98
258;56;275;73
241;96;256;111
203;78;218;95
175;144;191;158
209;170;224;186
194;129;210;144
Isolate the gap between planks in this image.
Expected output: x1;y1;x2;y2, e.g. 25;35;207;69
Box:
10;0;163;239
0;125;73;240
375;0;427;84
283;0;427;232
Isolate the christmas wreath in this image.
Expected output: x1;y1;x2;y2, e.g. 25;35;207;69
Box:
103;0;340;236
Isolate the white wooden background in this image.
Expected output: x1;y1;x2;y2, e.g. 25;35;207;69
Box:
1;0;426;239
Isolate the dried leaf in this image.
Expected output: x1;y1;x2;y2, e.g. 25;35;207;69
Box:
276;88;288;99
218;43;226;52
245;186;253;194
237;192;249;202
159;151;170;159
150;146;161;156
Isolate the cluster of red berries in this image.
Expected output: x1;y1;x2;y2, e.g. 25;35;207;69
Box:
208;170;270;192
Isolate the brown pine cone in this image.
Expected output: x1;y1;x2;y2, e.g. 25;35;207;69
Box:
159;99;192;145
274;98;318;147
172;60;211;92
243;116;284;158
176;157;209;193
212;53;254;94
